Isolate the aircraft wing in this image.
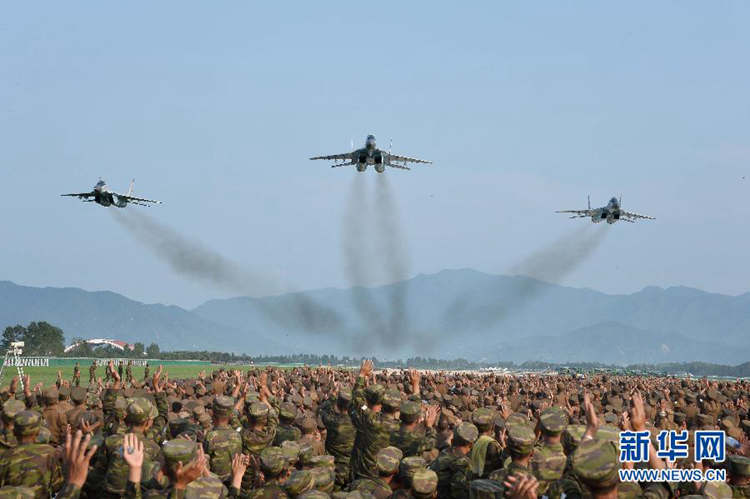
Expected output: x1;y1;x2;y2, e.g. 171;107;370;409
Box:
61;191;95;199
621;210;654;221
386;153;431;165
115;193;162;205
555;209;593;218
309;152;354;161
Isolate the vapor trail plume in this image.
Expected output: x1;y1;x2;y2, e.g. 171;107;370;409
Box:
509;224;609;286
111;209;341;332
445;224;609;329
374;174;410;343
341;174;386;341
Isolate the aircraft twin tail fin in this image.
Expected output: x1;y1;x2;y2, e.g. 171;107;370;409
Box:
127;179;135;196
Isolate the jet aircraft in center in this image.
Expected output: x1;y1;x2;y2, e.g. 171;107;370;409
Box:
310;135;431;172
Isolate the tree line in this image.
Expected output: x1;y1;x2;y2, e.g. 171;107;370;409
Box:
3;322;750;377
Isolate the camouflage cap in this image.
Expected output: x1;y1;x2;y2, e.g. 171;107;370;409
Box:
163;439;198;466
730;455;750;478
506;412;529;429
280;440;301;465
702;480;733;499
279;401;297;422
562;424;587;454
411;469;438;498
309;466;335;492
2;399;25;421
301;417;317;433
507;423;536;456
126;397;158;424
365;384;385;405
375;446;402;475
298;441;316;466
284;469;315;496
260;446;287;475
697;413;715;428
453;422;479;445
673;412;686;425
540;407;568;434
471;408;495;430
337;388;352;404
248;401;269;419
36;426;51;444
0;486;36;498
13;410;41;436
572;438;619;488
43;386;58;402
71;386;87;404
309;455;335;469
114;396;128;417
400;401;421;423
399;456;427;486
595;425;620;444
382;389;402;410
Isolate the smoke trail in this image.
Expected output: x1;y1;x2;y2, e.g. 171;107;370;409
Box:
444;224;609;329
341;174;386;340
508;224;608;287
374;174;410;343
111;209;341;332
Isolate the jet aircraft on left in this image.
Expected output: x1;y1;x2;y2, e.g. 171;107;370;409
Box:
61;179;162;208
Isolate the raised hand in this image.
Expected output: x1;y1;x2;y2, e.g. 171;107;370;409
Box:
231;453;250;490
64;429;97;488
174;446;207;490
123;433;144;483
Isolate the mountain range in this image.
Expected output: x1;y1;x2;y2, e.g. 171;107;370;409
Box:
1;269;748;364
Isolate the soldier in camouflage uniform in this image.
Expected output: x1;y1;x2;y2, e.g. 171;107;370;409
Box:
240;377;279;496
126;361;133;384
391;401;439;460
0;410;64;497
275;402;302;446
430;422;478;499
410;469;438;499
320;389;356;489
571;438;672;499
283;469;315;497
728;455;750;498
65;387;88;431
89;361;97;385
248;446;290;497
163;439;229;498
468;408;503;479
94;397;165;497
530;406;568;496
484;422;536;492
72;362;81;387
349;360;403;481
143;362;150;381
0;400;25;450
204;395;243;485
40;387;66;446
349;446;401;498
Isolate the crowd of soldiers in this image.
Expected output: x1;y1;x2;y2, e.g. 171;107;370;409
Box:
0;358;749;498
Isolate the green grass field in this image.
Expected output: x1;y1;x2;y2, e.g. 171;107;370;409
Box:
1;364;242;389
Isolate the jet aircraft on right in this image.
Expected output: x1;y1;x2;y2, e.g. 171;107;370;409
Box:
556;196;654;224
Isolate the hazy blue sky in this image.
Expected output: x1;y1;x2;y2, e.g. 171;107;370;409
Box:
1;2;748;308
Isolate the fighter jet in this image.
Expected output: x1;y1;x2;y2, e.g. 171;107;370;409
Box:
61;179;161;208
556;196;654;224
310;135;431;172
